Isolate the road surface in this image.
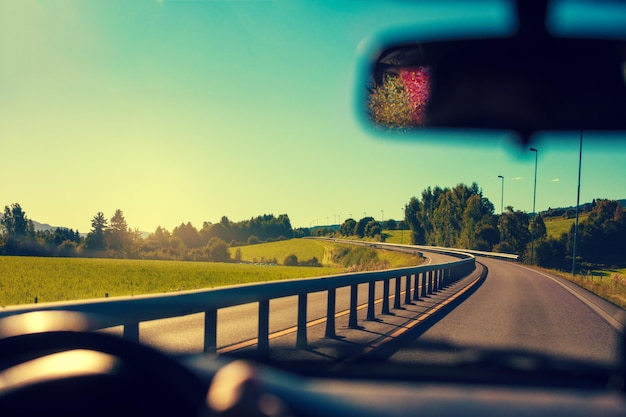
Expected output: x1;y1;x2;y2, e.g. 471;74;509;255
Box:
388;257;624;366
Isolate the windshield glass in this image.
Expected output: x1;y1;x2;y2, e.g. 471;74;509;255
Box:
1;0;625;371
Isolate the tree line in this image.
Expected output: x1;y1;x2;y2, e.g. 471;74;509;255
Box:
335;183;625;269
0;204;299;262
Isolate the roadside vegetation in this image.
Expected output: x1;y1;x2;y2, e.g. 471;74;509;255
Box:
0;256;341;307
540;267;626;309
0;239;421;306
0;186;622;307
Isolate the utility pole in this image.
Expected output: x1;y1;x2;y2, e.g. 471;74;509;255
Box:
572;131;583;276
530;148;538;264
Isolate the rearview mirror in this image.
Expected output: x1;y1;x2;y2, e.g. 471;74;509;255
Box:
364;2;626;144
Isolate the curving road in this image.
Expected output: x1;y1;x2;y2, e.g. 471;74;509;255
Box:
105;251;459;355
389;257;625;366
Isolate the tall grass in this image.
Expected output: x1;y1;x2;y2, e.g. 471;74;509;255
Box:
540;267;626;309
0;239;422;307
0;256;341;307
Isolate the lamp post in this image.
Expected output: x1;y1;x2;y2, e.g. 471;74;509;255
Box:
498;175;504;214
530;148;538;264
572;131;583;276
400;207;405;244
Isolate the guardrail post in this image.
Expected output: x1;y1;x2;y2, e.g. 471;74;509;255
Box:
404;274;412;304
382;278;390;314
325;288;336;338
436;269;441;291
296;294;308;348
367;281;376;320
258;300;270;355
348;284;358;328
412;273;420;301
203;310;217;354
428;271;434;294
421;272;427;298
123;323;139;343
394;276;402;309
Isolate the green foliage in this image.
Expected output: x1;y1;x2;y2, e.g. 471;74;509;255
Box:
497;206;531;256
283;254;299;266
355;217;375;238
405;183;498;250
338;218;357;236
0;256;342;306
85;212;108;252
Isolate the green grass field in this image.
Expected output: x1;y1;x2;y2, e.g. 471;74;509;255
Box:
544;213;589;239
0;239;422;307
231;239;327;264
0;256;342;307
381;229;412;245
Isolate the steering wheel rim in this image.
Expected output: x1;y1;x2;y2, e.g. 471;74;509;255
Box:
0;330;210;416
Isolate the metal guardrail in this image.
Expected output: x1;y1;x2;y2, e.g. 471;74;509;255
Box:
0;245;476;354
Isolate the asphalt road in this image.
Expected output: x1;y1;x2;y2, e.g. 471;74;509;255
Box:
106;251;459;355
388;257;624;367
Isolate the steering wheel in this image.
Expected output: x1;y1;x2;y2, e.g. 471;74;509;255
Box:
0;330;210;417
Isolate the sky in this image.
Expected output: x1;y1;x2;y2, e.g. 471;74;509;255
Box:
2;0;625;234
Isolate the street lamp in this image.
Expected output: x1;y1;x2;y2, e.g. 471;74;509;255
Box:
530;148;538;264
572;131;583;276
400;207;405;244
497;175;504;214
381;210;384;223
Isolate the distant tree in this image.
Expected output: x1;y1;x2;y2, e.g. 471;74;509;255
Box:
497;207;530;256
383;219;397;230
405;197;425;244
85;212;108;252
355;217;375;238
107;209;131;253
205;237;230;262
530;214;547;241
364;220;382;238
58;240;78;257
339;218;357;236
173;222;204;248
283;254;299;266
1;203;34;239
575;200;626;265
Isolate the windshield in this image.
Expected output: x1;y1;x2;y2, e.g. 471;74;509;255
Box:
1;0;625;372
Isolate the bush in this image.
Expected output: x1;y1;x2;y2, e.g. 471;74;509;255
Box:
283;254;299;266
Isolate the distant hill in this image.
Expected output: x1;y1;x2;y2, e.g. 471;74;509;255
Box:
540;198;626;218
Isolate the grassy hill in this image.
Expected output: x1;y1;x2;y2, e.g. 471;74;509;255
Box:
543;212;589;239
230;238;423;269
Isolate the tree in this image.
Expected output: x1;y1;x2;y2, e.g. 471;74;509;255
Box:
85;212;108;252
205;237;230;262
173;222;204;248
574;200;626;265
339;218;357;236
383;219;397;230
355;217;375;238
497;207;531;256
405;197;425;244
364;220;382;238
284;254;299;266
1;203;34;239
107;209;131;253
530;214;547;241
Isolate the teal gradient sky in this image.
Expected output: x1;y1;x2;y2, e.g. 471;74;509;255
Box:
2;0;625;233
